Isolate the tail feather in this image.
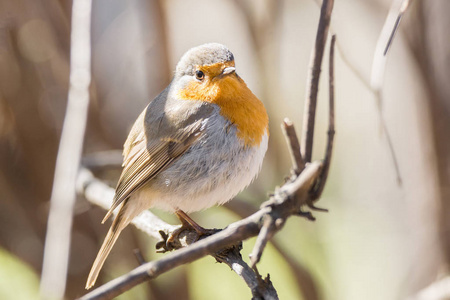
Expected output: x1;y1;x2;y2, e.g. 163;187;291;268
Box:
86;201;131;289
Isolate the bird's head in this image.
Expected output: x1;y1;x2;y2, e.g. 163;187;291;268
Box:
173;43;268;147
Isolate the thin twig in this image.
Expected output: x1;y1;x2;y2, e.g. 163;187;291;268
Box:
377;91;403;185
369;0;412;185
133;249;147;265
301;0;334;162
40;0;93;298
312;0;372;91
313;0;403;185
311;34;336;201
215;244;279;300
249;215;277;268
281;118;305;175
334;39;372;91
371;0;411;90
384;0;412;56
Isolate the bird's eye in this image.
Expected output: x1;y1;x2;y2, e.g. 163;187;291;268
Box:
195;70;205;80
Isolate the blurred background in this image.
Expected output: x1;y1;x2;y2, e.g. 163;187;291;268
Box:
0;0;449;299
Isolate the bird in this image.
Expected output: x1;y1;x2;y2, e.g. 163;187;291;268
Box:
86;43;269;289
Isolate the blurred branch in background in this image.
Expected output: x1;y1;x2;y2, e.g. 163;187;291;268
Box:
81;150;122;170
231;0;287;177
407;0;450;284
1;0;173;296
40;0;93;298
369;0;413;186
0;1;72;284
371;0;412;91
316;0;409;185
408;276;450;300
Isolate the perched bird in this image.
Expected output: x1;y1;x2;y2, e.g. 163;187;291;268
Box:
86;43;269;289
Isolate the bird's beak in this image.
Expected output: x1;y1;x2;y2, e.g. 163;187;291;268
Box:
222;67;236;75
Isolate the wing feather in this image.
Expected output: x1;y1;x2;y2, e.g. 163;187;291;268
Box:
102;119;204;223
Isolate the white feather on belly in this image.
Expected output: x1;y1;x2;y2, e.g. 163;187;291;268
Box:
131;113;268;213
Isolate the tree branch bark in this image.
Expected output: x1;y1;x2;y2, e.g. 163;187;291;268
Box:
301;0;334;163
40;0;93;298
77;162;322;300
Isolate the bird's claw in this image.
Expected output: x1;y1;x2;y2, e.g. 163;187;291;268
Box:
155;225;220;253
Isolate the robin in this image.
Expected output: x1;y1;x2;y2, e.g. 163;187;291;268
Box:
86;43;269;289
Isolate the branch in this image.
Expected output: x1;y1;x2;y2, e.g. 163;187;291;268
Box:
311;34;336;201
77;167;285;299
371;0;412;90
281;118;305;175
77;161;322;299
248;35;338;268
383;0;412;56
40;0;93;298
301;0;334;162
214;246;278;300
311;0;404;185
81;150;123;170
225;199;320;300
77;168;179;240
408;276;450;300
369;0;413;185
79;169;276;298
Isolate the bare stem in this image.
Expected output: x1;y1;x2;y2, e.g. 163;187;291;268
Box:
368;0;414;186
301;0;335;162
40;0;93;298
282;118;305;175
311;34;336;201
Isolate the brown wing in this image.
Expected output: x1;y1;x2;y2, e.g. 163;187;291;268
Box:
102;119;204;223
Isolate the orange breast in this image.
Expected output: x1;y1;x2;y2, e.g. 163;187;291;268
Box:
177;69;268;147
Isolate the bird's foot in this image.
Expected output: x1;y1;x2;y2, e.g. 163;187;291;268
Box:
156;210;220;252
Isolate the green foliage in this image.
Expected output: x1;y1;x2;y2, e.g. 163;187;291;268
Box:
0;247;40;300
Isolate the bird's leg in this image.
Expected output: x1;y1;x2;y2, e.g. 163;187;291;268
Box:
175;209;209;235
165;210;219;250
